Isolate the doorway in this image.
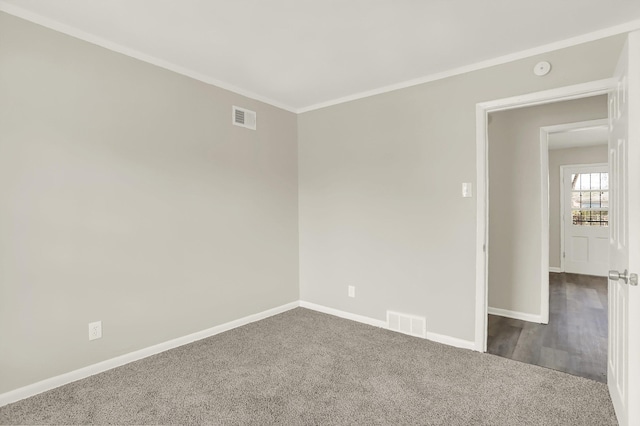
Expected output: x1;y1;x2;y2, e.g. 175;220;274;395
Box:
542;118;610;277
476;32;640;426
483;97;610;382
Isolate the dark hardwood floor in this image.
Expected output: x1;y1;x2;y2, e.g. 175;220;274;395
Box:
487;273;608;382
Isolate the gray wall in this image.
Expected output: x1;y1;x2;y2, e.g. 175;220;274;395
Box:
298;37;623;342
487;98;608;316
0;12;299;394
549;145;608;269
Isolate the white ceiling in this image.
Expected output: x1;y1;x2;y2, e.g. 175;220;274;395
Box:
2;1;640;112
548;126;609;150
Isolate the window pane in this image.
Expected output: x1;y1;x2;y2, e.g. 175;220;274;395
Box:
571;191;581;209
601;191;609;208
581;174;590;190
572;210;583;225
572;209;609;226
571;173;580;190
587;191;602;208
593;210;609;226
576;173;590;190
573;173;606;190
571;191;605;208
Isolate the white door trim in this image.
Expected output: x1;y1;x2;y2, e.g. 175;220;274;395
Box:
627;30;640;426
542;118;610;136
474;78;615;352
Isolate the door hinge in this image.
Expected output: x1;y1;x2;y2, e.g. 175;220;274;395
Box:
563;251;566;258
483;244;486;253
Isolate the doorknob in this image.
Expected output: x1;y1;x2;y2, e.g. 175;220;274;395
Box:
608;269;639;286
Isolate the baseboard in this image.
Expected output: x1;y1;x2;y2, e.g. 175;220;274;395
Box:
299;301;475;351
0;301;300;408
299;301;386;328
425;332;476;351
549;267;563;273
488;306;543;323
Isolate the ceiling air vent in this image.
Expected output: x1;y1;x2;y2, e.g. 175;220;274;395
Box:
232;106;256;130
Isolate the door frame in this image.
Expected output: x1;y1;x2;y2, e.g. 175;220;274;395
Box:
474;78;616;352
539;119;609;324
626;30;640;425
541;118;609;273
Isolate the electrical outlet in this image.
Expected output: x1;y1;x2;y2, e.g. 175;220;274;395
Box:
88;321;102;341
348;286;355;298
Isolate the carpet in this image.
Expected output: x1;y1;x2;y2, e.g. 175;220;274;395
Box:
0;308;617;425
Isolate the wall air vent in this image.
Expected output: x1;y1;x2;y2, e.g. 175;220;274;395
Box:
386;311;426;338
232;106;256;130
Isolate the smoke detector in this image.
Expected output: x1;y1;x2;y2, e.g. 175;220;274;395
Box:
533;61;551;76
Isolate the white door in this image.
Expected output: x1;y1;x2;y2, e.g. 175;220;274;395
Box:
562;164;609;276
608;31;640;426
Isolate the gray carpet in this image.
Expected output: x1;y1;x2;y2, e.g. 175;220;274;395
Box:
0;308;617;425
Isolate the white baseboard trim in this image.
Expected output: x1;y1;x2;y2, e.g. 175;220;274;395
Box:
488;307;543;323
0;301;300;408
299;301;475;351
425;332;476;351
299;301;386;328
549;267;563;273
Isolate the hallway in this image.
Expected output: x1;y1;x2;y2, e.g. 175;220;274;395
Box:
487;273;607;382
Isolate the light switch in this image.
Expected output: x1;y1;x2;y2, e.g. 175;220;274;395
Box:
462;182;473;198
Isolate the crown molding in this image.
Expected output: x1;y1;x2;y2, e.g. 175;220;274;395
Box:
2;1;640;115
297;18;640;113
0;1;298;113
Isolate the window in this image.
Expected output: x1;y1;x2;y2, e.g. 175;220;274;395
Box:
570;172;608;226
